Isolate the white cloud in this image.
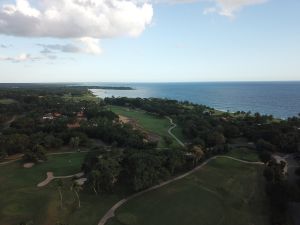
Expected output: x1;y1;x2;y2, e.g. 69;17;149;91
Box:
0;53;41;63
1;44;12;48
79;37;102;55
0;0;153;38
203;0;268;18
38;38;102;55
38;43;81;54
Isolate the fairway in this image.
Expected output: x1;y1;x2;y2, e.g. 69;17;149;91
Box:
0;153;123;225
107;157;268;225
226;147;260;162
109;105;185;147
0;98;17;104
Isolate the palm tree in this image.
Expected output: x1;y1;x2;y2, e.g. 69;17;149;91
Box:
71;181;82;208
70;137;80;151
191;145;204;166
90;170;100;195
56;179;63;208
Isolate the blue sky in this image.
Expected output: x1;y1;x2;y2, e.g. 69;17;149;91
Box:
0;0;299;82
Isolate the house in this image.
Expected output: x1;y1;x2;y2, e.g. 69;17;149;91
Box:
42;113;54;120
53;112;62;117
77;111;84;118
67;122;81;129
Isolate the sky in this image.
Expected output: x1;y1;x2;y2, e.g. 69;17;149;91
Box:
0;0;299;83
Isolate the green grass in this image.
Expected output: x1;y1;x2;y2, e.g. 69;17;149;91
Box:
226;147;260;162
0;153;123;225
0;98;17;105
109;105;185;148
107;157;268;225
63;93;100;103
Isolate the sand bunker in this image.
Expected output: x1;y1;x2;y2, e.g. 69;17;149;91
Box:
23;163;35;168
75;178;88;186
37;172;84;187
118;115;130;124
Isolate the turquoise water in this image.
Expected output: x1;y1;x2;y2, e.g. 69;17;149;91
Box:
89;82;300;119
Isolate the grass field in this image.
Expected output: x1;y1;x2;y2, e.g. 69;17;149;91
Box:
0;98;17;104
226;147;260;162
109;105;185;148
0;153;123;225
107;157;268;225
63;92;100;103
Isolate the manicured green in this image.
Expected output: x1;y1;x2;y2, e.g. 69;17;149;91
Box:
107;158;268;225
0;98;17;104
226;147;260;162
0;153;123;225
109;105;184;148
63;92;100;103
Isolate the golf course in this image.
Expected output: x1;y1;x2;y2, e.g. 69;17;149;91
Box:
0;150;267;225
109;105;185;148
106;157;267;225
0;153;125;225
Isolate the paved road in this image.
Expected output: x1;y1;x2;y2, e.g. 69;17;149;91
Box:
166;116;185;147
98;155;263;225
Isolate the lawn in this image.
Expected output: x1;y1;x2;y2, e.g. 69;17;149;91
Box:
63;92;100;103
109;105;185;148
0;98;17;105
0;153;123;225
226;147;261;162
107;157;268;225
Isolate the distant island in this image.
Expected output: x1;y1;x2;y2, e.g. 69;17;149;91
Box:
0;83;134;90
85;86;134;90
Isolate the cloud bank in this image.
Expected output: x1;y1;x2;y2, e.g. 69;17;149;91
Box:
0;53;41;63
203;0;268;18
0;0;153;38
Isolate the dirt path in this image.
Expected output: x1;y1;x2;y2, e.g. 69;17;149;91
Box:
166;116;185;147
2;115;16;130
98;155;263;225
37;172;84;187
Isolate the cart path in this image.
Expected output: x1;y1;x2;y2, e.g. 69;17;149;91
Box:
166;116;185;147
37;172;84;187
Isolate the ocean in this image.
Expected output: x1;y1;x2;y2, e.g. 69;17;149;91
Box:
88;82;300;119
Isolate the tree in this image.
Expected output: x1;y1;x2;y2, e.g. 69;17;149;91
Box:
295;167;300;176
124;151;167;191
71;181;82;208
57;179;63;208
23;144;47;163
1;133;30;155
163;149;185;174
89;170;101;195
0;149;7;160
260;151;272;164
207;132;226;147
263;167;274;182
94;158;121;193
69;137;80;151
163;135;173;146
191;145;204;166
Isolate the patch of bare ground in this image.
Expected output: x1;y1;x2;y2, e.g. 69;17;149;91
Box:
23;163;35;168
118;115;160;143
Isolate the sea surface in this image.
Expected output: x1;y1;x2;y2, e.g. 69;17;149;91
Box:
88;82;299;119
